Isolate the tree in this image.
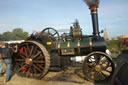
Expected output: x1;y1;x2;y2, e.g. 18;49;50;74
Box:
0;34;3;41
12;28;29;40
106;40;128;54
0;28;29;41
2;31;12;41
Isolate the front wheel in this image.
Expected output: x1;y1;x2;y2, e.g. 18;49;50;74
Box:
83;51;115;83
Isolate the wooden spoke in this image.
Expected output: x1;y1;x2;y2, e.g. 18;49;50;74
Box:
33;60;44;63
94;54;101;64
23;66;30;75
97;55;103;64
33;46;37;55
19;55;25;59
36;63;44;70
23;47;28;56
86;62;95;67
86;58;96;67
29;46;34;56
32;64;42;73
103;69;111;73
99;57;105;64
26;43;30;53
101;71;108;79
16;53;26;58
33;68;37;77
93;71;98;80
35;56;44;60
88;71;96;80
33;51;41;58
101;57;108;64
103;62;110;69
26;66;31;77
17;62;25;66
15;59;25;62
86;67;95;74
88;71;102;81
93;54;96;59
97;72;103;80
30;67;34;77
18;65;27;72
19;51;26;57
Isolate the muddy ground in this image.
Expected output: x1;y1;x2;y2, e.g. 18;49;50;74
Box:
0;67;110;85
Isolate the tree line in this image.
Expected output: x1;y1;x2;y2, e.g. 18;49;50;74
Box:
0;28;29;41
106;40;128;54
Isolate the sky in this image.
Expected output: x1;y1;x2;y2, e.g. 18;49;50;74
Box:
0;0;128;38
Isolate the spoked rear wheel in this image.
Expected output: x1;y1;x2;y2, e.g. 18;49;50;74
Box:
83;51;115;83
15;41;50;79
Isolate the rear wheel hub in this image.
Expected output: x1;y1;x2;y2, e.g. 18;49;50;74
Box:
25;58;33;65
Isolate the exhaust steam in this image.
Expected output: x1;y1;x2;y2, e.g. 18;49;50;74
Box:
83;0;100;7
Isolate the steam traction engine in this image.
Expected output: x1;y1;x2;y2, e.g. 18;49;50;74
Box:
14;0;115;82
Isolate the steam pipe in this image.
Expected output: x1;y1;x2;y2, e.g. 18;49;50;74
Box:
90;6;100;37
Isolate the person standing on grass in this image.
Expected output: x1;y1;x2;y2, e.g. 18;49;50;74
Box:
1;43;13;82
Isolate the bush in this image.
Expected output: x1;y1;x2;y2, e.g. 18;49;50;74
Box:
106;40;128;54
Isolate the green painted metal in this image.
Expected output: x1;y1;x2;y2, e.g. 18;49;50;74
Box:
80;39;90;46
56;37;90;49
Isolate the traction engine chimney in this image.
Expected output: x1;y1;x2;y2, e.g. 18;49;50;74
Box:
83;0;100;37
90;6;99;37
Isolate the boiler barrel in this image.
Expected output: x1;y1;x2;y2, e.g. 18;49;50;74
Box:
92;37;106;52
57;37;106;56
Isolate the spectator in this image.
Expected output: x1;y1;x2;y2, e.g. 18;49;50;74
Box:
12;45;18;70
0;43;3;76
1;43;13;82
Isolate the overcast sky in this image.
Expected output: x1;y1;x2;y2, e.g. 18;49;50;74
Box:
0;0;128;37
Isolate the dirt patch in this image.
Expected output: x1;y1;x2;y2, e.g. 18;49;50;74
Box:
0;67;109;85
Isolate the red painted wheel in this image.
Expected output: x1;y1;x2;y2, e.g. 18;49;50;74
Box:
15;41;50;79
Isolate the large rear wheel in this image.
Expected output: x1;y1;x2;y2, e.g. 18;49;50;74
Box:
15;41;50;79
